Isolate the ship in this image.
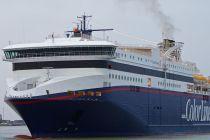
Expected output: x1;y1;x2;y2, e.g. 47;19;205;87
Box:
3;14;210;138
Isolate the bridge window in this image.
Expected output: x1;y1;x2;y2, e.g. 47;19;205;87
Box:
4;46;116;59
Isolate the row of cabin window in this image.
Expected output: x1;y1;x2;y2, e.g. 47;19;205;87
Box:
115;53;159;65
166;63;193;72
109;73;143;83
115;52;194;72
158;81;181;88
109;73;181;89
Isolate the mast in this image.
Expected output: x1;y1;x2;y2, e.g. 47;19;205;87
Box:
77;14;92;31
66;14;113;38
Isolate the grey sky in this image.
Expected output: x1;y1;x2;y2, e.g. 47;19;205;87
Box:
0;0;210;120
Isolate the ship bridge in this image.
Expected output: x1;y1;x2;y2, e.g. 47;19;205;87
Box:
3;14;116;63
3;37;117;63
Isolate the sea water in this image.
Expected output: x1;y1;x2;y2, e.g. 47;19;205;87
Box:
1;126;210;140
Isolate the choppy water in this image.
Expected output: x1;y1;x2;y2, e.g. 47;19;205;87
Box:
1;126;210;140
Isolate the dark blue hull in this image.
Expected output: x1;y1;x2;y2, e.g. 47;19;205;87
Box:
5;86;210;138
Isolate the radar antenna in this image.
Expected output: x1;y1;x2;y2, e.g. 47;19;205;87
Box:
66;14;113;38
77;14;92;31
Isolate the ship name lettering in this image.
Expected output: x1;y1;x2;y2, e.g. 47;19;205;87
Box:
185;99;210;122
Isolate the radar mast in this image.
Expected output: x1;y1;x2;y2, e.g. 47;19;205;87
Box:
66;14;113;39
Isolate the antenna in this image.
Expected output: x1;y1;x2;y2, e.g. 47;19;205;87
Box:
66;14;113;38
8;41;11;45
77;13;92;31
52;33;54;43
2;103;5;120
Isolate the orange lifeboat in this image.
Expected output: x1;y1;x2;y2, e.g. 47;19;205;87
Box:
193;74;208;81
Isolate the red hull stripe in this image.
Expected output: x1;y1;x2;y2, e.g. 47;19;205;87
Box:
7;86;205;105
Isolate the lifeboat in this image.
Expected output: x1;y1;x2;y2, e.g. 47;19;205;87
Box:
193;74;208;81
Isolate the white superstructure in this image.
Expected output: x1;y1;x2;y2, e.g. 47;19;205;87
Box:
2;15;210;100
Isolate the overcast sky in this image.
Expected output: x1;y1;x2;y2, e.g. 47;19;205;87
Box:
0;0;210;120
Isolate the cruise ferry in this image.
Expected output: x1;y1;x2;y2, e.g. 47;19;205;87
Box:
3;15;210;138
